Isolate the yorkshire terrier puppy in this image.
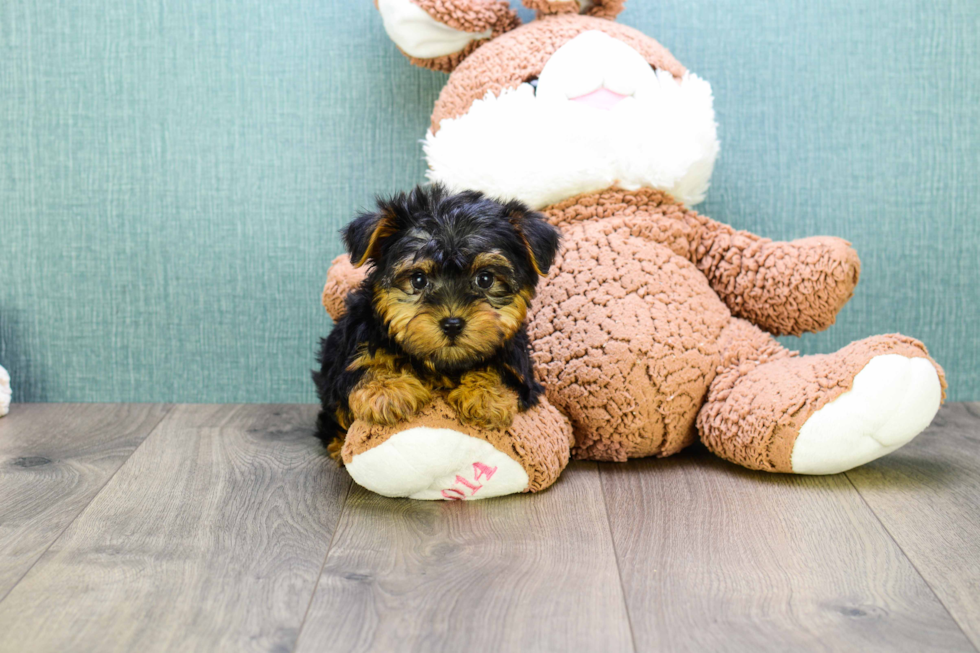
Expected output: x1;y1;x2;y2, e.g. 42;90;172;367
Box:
313;184;560;459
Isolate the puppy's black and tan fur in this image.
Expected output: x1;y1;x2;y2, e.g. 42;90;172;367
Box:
313;184;560;459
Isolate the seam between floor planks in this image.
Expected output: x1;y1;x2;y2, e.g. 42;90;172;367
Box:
295;475;354;640
0;403;175;605
293;460;635;653
841;472;980;653
597;442;977;652
843;403;980;651
0;404;352;653
4;404;978;652
598;465;640;653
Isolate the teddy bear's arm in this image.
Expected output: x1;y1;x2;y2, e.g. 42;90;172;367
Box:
692;219;861;336
321;254;367;320
547;190;859;336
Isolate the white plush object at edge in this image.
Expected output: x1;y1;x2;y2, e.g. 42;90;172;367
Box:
0;365;10;417
791;355;942;474
378;0;492;59
346;426;529;500
424;31;719;209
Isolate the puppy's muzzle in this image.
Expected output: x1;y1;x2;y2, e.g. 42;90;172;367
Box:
440;317;465;339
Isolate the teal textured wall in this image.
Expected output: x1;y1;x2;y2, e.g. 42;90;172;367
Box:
1;1;978;403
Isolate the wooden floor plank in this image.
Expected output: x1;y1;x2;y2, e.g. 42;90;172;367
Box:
847;403;980;649
600;445;976;653
0;404;350;653
0;403;171;600
295;461;635;653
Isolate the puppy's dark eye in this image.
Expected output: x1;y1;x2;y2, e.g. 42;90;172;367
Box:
411;271;428;291
475;271;494;289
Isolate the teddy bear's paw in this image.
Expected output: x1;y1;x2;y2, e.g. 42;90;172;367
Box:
345;426;529;500
791;355;942;475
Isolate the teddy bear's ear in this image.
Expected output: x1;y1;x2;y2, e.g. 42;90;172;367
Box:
504;201;561;277
521;0;626;20
375;0;521;73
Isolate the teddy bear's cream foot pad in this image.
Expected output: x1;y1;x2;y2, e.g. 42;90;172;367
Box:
791;355;942;475
345;427;529;500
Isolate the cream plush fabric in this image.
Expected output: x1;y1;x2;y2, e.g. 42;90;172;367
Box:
0;365;11;417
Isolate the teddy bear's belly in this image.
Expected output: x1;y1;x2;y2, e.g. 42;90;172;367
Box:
528;219;732;462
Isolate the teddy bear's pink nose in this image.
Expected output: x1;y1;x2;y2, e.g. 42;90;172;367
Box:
570;87;628;110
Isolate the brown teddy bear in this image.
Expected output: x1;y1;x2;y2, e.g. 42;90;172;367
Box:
321;0;945;500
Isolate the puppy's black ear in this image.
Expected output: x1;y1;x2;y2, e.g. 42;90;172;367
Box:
505;201;561;276
343;207;395;268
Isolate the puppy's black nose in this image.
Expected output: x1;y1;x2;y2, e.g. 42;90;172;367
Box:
440;317;465;338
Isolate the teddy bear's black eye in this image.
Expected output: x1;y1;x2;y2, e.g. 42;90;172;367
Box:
475;271;494;289
411;271;428;291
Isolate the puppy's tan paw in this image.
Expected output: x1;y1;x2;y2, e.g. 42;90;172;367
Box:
448;371;519;431
326;436;345;464
349;372;431;426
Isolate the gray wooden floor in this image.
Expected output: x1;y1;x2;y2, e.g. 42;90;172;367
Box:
0;404;978;653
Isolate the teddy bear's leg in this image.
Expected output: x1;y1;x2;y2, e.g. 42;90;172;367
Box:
697;318;945;474
340;396;573;500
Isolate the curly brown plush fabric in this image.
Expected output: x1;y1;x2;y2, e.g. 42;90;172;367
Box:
522;0;626;20
530;197;732;461
584;0;627;19
523;0;577;15
342;395;573;492
698;325;947;471
694;232;860;336
403;40;484;74
544;188;861;336
322;254;365;321
430;15;685;132
522;0;626;19
376;0;521;73
413;0;519;33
